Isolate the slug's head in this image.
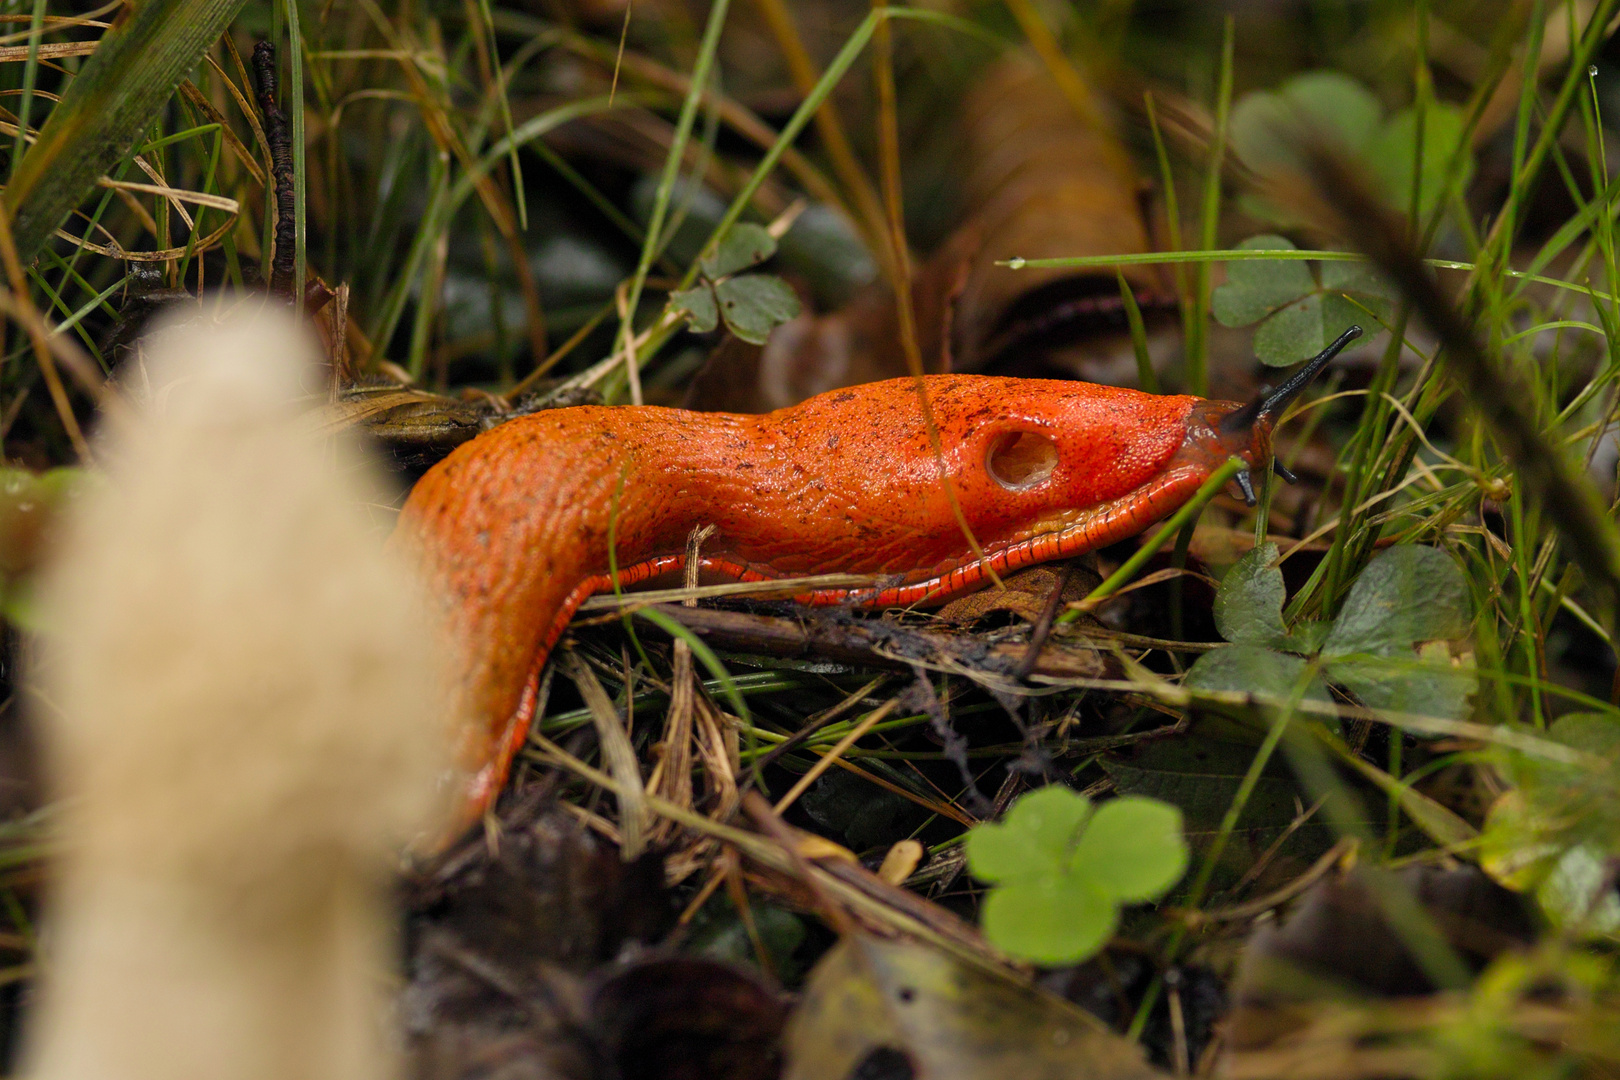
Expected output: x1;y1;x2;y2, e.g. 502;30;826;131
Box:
1188;325;1362;504
788;329;1360;581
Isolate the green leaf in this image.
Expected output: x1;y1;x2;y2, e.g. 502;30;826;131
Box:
1214;543;1288;647
1254;290;1390;367
1214;236;1393;365
979;873;1116;966
1226;72;1473;231
1251;291;1329;362
965;784;1090;883
1546;712;1620;756
1537;844;1620;935
670;285;719;334
1101;728;1340;893
702;222;778;279
1370;104;1475;224
1319;259;1394;298
1185;644;1333;702
1069;796;1188;903
1211;236;1314;326
968;785;1190;965
1281;618;1332;655
1483;710;1620;899
6;0;252;263
1321;545;1470;658
1278;71;1383;149
715;274;801;344
1230;70;1383;171
1325;654;1475;719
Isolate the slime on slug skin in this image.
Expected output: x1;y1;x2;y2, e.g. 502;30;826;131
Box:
393;327;1362;837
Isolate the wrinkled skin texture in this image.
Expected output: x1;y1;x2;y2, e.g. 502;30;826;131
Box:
394;374;1265;832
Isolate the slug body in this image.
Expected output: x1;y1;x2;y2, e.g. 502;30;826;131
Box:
396;331;1358;831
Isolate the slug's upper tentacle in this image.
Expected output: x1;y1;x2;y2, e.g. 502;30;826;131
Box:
1220;325;1363;437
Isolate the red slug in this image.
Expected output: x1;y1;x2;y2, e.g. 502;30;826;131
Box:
394;327;1360;833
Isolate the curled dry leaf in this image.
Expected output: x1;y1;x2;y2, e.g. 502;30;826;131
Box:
946;50;1170;377
934;559;1102;626
319;387;491;470
314;382;607;473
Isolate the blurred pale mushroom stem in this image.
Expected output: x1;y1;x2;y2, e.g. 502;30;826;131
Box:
23;300;460;1080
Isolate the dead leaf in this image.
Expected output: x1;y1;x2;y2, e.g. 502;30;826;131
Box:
403;813;677;1079
590;957;787;1080
314;386;490;469
935;559;1102;626
783;934;1166;1080
314;383;606;471
948;50;1172;378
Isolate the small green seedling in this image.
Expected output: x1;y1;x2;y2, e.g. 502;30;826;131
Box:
965;786;1188;966
1192;543;1475;719
670;222;802;344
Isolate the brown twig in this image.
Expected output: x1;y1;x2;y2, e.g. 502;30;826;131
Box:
1014;563;1074;682
252;41;296;301
615;601;1113;683
741;791;856;936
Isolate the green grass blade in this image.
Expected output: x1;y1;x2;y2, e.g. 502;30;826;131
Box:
612;0;733;405
9;0;47;183
6;0;251;263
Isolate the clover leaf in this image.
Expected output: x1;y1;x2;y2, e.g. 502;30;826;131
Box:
1319;544;1474;718
714;275;801;344
1230;70;1474;228
1070;797;1194;902
1324;650;1475;718
670;285;719;334
672;223;802;345
966;786;1187;965
702;222;778;279
1191;544;1475;722
1370;104;1476;224
1230;70;1383;171
1481;710;1620;934
1213;235;1393;365
1214;543;1289;648
1320;544;1470;656
1185;643;1334;703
